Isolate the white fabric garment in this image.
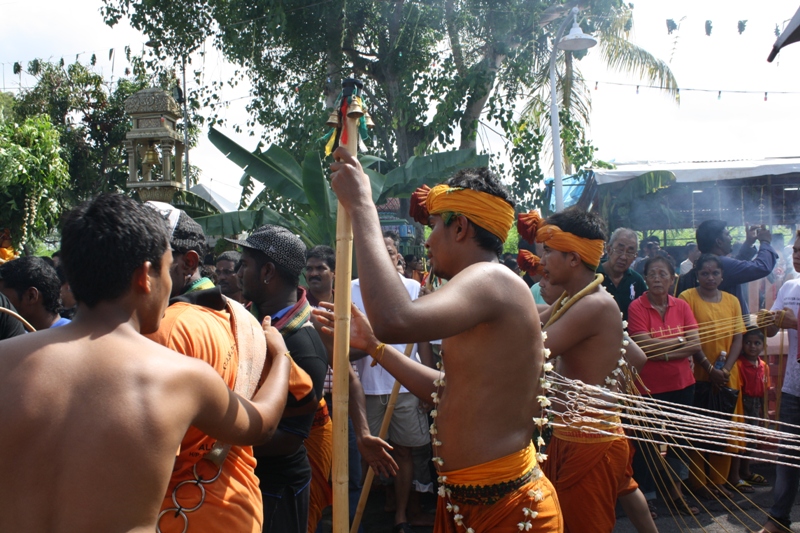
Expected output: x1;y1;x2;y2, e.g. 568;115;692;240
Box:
772;279;800;396
352;274;421;395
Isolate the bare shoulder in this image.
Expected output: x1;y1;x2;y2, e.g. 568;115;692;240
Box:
453;262;531;300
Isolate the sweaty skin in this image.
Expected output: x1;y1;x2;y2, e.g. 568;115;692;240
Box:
0;251;291;533
328;147;544;472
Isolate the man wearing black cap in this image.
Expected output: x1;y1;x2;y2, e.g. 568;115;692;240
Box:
230;225;330;533
144;202;280;533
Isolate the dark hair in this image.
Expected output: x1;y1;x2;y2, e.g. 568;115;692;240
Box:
216;250;242;266
40;256;55;268
306;245;336;271
403;254;418;264
60;194;170;308
0;256;62;314
694;253;723;273
743;328;765;342
546;207;607;242
696;220;727;254
52;250;61;259
643;255;675;277
55;265;68;285
645;235;660;245
382;231;399;249
444;167;516;258
244;247;300;287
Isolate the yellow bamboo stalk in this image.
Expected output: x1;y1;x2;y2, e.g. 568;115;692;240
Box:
0;306;36;332
331;104;360;533
350;343;415;533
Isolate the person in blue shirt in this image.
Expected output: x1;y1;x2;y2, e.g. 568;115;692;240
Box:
692;220;777;316
0;256;69;331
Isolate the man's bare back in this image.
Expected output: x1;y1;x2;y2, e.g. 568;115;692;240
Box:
0;194;291;533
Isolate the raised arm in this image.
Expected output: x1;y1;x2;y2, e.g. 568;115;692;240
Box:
329;147;511;343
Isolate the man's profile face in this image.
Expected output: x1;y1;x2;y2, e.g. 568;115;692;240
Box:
424;215;450;278
607;234;637;275
792;239;800;273
305;258;333;294
718;229;733;255
168;251;186;298
689;247;701;262
216;259;240;297
385;238;399;266
238;249;264;303
645;241;660;258
539;244;568;285
142;248;174;335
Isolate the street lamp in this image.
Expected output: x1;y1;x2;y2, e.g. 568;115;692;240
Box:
550;7;597;212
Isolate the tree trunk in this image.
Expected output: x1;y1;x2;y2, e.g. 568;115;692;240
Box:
459;51;504;151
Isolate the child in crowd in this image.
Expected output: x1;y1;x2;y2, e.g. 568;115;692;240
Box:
735;328;770;492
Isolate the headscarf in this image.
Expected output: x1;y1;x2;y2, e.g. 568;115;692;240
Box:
517;210;605;270
517;249;543;277
409;184;515;242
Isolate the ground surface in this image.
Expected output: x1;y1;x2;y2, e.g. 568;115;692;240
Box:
320;461;800;532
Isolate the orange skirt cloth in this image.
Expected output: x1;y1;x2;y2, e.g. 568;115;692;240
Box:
434;443;562;532
305;399;333;533
542;414;636;533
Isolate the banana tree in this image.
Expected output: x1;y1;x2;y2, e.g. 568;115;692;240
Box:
196;127;489;246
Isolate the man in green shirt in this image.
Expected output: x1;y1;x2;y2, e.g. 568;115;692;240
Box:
596;228;647;321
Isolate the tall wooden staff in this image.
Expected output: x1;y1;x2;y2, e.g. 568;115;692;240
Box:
331;78;365;533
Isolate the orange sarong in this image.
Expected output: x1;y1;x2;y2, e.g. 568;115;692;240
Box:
542;415;637;533
434;443;563;532
305;399;333;533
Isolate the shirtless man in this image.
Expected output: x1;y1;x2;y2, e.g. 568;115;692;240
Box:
0;193;291;533
519;208;638;533
326;152;562;532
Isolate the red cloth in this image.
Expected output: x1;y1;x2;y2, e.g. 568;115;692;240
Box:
737;357;769;398
627;294;698;395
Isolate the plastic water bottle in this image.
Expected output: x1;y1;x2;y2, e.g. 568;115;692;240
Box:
714;351;727;370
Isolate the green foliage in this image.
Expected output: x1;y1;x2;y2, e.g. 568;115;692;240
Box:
0;93;14;123
197;127;487;246
0;115;70;249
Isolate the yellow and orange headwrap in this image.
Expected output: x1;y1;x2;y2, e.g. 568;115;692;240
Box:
517;249;543;277
409;184;515;242
517;210;605;270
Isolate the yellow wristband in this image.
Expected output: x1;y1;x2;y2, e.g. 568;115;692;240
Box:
369;343;387;367
284;352;293;360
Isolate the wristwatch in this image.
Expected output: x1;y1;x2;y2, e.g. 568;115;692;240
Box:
677;336;686;344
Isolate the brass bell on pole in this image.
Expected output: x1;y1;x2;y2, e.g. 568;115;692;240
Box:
325;111;339;128
364;110;375;129
346;96;364;118
142;143;161;166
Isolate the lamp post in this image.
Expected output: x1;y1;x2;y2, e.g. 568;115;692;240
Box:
550;7;597;212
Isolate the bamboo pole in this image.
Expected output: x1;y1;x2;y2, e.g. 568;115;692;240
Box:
331;78;362;533
0;306;36;332
350;343;415;533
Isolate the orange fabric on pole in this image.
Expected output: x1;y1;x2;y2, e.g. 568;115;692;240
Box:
306;400;333;533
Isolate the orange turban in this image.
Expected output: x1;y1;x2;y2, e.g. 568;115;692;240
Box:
517;210;605;270
410;184;515;242
517;249;543;276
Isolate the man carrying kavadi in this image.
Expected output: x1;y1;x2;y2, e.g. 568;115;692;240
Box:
321;150;562;532
518;208;639;533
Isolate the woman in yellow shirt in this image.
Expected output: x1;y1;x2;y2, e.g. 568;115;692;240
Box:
679;254;745;500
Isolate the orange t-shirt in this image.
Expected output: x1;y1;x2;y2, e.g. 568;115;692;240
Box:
146;302;262;533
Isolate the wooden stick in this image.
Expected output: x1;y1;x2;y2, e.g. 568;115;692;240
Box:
331;79;361;533
0;306;36;332
350;343;416;533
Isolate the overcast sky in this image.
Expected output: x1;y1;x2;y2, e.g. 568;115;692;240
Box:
2;0;799;205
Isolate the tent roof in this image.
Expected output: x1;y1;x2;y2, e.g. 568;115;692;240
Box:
189;183;238;213
593;157;800;185
769;5;800;62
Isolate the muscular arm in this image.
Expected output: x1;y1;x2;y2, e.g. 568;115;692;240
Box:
330;147;514;344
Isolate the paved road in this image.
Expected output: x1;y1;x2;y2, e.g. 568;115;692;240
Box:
322;462;800;532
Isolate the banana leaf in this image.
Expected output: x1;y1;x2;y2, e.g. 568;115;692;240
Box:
171;190;222;219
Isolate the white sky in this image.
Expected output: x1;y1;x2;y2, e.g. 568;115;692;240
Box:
2;0;799;205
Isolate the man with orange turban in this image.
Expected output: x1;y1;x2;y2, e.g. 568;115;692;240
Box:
519;207;643;533
324;156;562;532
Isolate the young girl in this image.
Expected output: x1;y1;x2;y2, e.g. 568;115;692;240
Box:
736;328;770;491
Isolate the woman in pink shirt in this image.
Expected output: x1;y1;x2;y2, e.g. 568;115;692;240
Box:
628;255;702;517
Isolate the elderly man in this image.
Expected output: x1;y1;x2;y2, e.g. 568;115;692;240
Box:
0;256;69;330
680;242;701;275
596;228;648;321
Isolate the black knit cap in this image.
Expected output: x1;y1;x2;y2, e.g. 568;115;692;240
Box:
144;201;206;257
226;225;306;278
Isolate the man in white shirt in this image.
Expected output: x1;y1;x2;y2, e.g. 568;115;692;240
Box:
680;242;700;275
352;231;429;533
760;233;800;533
